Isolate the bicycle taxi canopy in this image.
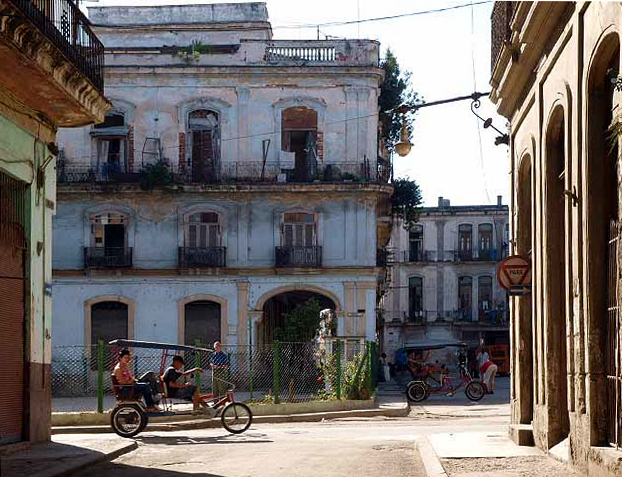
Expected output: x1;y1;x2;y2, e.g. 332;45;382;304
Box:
401;339;467;351
108;339;213;354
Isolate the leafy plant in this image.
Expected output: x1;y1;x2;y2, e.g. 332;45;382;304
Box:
273;298;323;343
175;40;213;64
378;48;423;152
340;172;358;181
139;161;172;190
321;350;371;400
392;177;423;230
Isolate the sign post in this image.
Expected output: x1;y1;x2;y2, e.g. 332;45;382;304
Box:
497;255;532;296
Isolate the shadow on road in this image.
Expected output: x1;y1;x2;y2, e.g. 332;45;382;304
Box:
136;432;272;446
87;463;225;477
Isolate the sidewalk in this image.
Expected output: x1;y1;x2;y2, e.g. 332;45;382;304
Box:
0;434;136;477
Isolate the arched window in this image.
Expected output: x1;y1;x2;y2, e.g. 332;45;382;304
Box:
86;212;131;267
281;106;318;182
478;223;493;260
184;300;221;346
458;276;473;320
92;112;128;174
408;225;424;262
408;277;424;321
189;110;220;182
281;212;316;247
478;276;493;319
458;224;473;261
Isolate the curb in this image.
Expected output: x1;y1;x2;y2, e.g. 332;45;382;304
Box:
53;405;409;434
29;441;137;477
414;436;447;477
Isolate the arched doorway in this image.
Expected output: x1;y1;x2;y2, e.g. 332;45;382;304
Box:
184;301;221;346
91;301;128;369
544;106;570;445
586;33;620;447
260;290;336;344
517;155;534;425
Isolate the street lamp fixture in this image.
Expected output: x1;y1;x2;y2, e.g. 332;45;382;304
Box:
395;121;413;157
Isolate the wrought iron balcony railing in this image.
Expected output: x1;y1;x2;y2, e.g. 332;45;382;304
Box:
84;247;132;268
9;0;104;91
57;163;140;183
275;246;322;268
178;247;226;268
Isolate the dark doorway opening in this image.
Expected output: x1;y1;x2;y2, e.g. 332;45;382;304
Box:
185;301;221;346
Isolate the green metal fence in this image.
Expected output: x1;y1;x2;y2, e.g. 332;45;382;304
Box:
51;339;377;413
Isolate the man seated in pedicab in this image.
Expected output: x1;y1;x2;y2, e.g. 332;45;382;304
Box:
113;348;161;412
162;355;207;411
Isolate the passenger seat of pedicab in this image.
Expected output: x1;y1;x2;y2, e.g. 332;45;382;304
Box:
111;374;157;406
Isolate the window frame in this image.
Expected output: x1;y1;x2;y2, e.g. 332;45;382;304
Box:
281;212;317;248
184;211;223;248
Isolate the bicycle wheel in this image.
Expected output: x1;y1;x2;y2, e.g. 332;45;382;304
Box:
406;381;428;402
465;380;486;401
110;404;146;438
221;402;252;434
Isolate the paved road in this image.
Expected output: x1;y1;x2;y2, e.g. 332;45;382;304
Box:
73;378;511;477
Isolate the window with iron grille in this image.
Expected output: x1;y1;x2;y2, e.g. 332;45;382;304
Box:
479;223;493;259
459;224;473;259
0;171;27;249
478;276;493;319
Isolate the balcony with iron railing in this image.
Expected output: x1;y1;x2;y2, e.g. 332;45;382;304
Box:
7;0;104;92
275;246;322;268
178;247;226;268
84;247;132;268
450;248;507;262
58;159;392;185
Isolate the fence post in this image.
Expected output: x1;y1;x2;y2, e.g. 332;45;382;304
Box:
248;318;254;401
273;341;281;404
194;340;202;391
366;342;373;394
97;340;104;413
336;339;342;400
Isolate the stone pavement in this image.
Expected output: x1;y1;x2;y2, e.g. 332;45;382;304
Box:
0;434;137;477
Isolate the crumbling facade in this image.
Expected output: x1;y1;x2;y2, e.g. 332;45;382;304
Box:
490;2;622;475
381;197;509;359
53;4;391;351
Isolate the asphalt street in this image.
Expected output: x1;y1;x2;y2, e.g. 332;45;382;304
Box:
72;378;511;477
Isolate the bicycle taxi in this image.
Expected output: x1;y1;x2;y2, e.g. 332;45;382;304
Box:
401;340;486;403
108;339;252;438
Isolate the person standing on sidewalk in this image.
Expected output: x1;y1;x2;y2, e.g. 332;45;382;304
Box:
477;346;498;394
211;341;229;397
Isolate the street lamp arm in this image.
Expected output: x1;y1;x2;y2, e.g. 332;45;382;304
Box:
393;91;490;114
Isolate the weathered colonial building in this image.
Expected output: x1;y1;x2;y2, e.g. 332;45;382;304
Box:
0;0;109;445
53;4;391;351
491;2;622;474
381;197;509;358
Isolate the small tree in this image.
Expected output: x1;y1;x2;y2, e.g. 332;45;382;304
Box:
273;298;323;343
392;177;423;230
378;48;422;152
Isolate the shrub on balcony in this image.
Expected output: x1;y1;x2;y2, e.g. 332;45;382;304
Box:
139;161;172;190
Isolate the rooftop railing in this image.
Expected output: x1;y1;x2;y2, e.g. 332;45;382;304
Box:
9;0;104;91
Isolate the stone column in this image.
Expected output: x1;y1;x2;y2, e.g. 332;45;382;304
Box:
237;282;250;346
344;87;359;162
343;281;356;336
236;87;251;162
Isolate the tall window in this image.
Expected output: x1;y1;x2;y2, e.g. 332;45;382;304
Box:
458;224;473;260
458;276;473;320
408;225;424;261
478;223;493;260
282;212;316;247
408;277;424;320
91;212;126;250
186;212;221;248
91;301;128;369
189;110;220;182
478;276;493;319
92;112;128;173
281;106;318;182
184;301;221;346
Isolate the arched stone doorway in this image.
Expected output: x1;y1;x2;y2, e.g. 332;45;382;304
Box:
544;105;570;445
259;290;336;344
183;301;221;346
586;32;620;447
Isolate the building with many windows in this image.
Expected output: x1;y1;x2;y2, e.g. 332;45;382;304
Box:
0;0;109;445
380;197;509;359
53;3;392;351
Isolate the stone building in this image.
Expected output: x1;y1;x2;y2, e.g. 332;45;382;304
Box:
53;4;391;351
381;197;509;359
490;1;622;474
0;0;109;445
